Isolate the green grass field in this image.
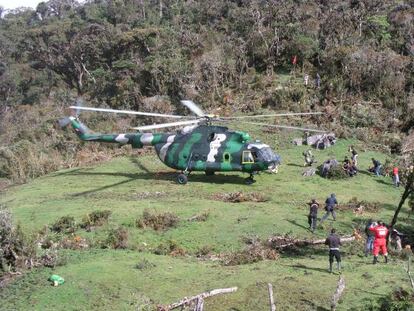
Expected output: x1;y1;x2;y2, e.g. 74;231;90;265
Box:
0;131;411;310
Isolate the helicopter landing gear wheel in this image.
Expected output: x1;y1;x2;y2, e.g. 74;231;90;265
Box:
177;173;188;185
245;175;256;185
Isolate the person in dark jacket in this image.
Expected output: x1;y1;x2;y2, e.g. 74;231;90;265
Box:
325;228;342;273
320;193;338;224
308;199;319;233
371;158;382;177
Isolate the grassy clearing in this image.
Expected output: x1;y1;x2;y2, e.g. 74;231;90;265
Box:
0;130;410;310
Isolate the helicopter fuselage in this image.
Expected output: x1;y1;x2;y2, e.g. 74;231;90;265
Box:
69;118;281;174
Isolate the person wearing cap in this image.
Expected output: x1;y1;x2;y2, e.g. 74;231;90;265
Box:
308;199;320;233
320;193;338;224
369;221;389;264
325;228;342;273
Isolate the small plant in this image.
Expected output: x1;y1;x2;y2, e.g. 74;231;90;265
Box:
136;209;180;231
135;259;156;270
105;227;128;249
50;216;76;233
378;288;414;311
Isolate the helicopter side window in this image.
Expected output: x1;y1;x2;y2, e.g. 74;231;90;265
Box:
242;151;254;164
223;152;231;162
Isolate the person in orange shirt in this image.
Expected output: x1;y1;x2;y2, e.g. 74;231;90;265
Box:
393;166;400;187
369;221;389;264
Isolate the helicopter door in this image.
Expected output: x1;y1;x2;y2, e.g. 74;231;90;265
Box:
242;151;255;164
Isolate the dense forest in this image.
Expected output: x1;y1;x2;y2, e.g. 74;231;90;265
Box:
0;0;413;183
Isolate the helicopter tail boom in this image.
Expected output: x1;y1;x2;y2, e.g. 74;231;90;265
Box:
66;117;173;148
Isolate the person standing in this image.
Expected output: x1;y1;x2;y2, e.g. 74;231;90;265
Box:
371;158;382;177
325;228;342;273
364;219;375;256
349;145;358;167
393;166;400;187
315;73;321;89
308;199;319;233
320;193;338;224
304;74;309;86
303;149;315;166
369;221;389;264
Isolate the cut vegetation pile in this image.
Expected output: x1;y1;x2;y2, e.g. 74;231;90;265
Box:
338;197;380;214
212;192;269;203
136;209;180;231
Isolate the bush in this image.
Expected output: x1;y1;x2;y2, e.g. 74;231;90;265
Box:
136;209;180;231
327;166;349;180
0;205;36;273
81;210;112;230
50;216;76;233
135;259;156;270
153;240;185;256
378;288;414;311
105;227;128;249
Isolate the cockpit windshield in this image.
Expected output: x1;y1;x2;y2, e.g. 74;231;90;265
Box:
256;147;275;162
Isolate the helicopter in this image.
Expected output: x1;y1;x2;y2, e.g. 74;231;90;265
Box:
60;100;324;184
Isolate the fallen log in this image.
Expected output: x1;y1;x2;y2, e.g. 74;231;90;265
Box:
267;283;276;311
267;235;355;250
162;287;238;311
331;276;345;311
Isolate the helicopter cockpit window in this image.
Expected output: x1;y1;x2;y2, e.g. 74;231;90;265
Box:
242;151;255;164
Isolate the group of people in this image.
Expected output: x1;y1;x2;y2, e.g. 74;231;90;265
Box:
307;193;338;233
307;195;403;273
303;145;401;188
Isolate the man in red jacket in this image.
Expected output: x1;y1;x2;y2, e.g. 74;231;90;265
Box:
369;221;389;264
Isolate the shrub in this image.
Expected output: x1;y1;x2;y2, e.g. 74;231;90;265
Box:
135;259;156;270
0;205;36;273
105;227;128;249
81;210;112;230
327;166;349;180
136;209;180;231
153;240;185;256
50;216;76;233
378;288;414;311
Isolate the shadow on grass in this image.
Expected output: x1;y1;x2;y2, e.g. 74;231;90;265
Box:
285;263;329;274
65;170;250;196
286;219;310;231
286;163;305;167
300;299;330;311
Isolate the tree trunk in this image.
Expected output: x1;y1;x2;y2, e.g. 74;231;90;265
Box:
390;174;414;228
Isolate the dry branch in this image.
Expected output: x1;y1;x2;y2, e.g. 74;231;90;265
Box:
162;287;238;310
268;283;276;311
331;276;345;311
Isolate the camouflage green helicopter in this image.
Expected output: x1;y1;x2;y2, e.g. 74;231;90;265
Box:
60;100;323;184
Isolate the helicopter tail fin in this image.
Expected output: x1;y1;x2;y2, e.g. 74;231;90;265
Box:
59;116;97;141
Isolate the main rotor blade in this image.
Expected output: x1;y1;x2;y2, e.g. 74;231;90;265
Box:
237;121;327;133
131;119;201;131
221;112;323;119
69;106;187;119
180;100;205;117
